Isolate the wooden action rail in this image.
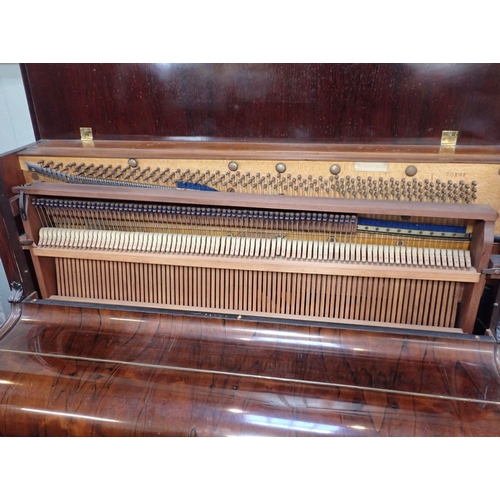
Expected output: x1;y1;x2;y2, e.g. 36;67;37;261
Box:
14;182;497;333
15;181;498;220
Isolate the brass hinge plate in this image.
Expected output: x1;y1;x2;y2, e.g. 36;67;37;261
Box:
80;127;93;141
441;130;458;147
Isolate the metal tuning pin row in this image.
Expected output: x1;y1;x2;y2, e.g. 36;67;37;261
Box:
31;161;478;202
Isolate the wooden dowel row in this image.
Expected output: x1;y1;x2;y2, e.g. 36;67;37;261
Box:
49;259;464;329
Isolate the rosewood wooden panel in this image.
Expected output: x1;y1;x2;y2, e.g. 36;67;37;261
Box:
0;151;35;295
1;302;499;436
22;64;500;144
2;350;500;437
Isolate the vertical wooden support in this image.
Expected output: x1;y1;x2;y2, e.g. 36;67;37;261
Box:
20;192;57;298
459;220;495;333
0;150;35;297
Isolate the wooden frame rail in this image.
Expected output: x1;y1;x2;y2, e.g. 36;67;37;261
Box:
14;182;498;221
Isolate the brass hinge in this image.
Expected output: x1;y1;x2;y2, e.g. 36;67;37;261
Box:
440;130;458;148
80;127;93;141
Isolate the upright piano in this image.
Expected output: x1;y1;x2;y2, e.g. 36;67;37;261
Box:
1;64;500;436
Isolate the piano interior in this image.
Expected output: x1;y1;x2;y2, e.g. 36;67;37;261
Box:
15;159;496;333
2;64;500;436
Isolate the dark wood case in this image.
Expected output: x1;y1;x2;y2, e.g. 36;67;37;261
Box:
1;63;500;436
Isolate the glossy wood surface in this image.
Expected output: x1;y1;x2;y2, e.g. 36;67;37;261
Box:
23;64;500;144
19;139;500;162
1;301;499;436
0;150;35;294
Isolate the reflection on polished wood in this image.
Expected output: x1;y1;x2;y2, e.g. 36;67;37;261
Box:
1;301;499;436
23;64;500;144
3;64;500;437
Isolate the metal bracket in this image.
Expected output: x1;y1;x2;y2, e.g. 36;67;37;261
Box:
483;269;500;276
19;237;33;248
482;255;500;277
8;282;24;303
80;127;93;141
440;130;458;148
18;190;27;221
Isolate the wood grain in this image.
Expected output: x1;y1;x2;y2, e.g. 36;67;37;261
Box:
22;64;500;145
0;301;499;436
17;140;500;162
31;249;482;282
0;151;36;295
16;181;497;221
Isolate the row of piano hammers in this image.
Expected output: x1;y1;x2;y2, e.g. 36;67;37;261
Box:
15;182;497;333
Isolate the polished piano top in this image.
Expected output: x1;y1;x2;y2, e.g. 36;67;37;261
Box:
1;300;499;436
